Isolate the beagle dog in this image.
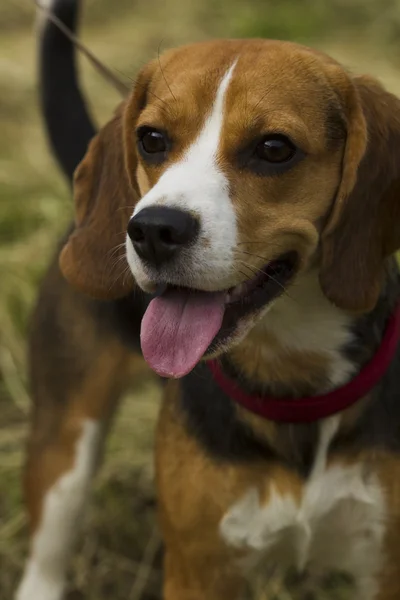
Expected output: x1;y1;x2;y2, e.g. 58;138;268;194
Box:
16;0;400;599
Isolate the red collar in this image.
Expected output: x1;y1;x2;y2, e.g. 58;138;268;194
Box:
207;304;400;423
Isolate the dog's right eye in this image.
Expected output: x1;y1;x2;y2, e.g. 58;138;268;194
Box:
137;127;169;163
255;135;296;163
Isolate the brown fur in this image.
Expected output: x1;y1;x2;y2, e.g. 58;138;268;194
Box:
24;38;400;598
59;106;137;299
158;389;400;599
25;258;137;532
321;75;400;312
62;40;400;311
375;454;400;600
229;328;333;396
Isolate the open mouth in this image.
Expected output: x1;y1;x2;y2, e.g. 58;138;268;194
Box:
225;253;296;306
140;251;298;378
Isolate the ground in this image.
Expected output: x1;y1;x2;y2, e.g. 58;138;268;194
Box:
1;0;400;598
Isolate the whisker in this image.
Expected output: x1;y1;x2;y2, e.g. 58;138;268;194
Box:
239;260;263;278
111;254;129;269
104;251;121;274
253;89;271;112
115;68;170;109
104;257;126;281
114;68;134;83
106;245;127;269
238;269;251;281
107;263;132;292
109;242;127;255
234;246;288;269
236;251;298;298
242;69;249;119
237;241;265;245
103;242;130;279
237;249;272;263
236;241;287;248
238;260;292;299
122;265;133;287
117;205;136;212
158;41;177;102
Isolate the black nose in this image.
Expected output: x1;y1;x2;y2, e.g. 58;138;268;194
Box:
127;206;199;267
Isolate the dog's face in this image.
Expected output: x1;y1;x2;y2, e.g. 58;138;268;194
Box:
127;43;344;291
60;40;400;377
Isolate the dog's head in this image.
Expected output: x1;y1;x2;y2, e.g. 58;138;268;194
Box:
60;40;400;377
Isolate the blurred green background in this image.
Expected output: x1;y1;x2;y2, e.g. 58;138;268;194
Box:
1;0;400;598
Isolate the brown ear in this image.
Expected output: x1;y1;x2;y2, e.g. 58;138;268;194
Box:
59;105;138;299
60;62;158;299
320;75;400;312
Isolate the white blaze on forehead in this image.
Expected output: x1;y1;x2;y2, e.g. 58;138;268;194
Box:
127;60;239;290
180;59;238;175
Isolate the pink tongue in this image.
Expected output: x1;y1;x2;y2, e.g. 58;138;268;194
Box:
141;288;225;378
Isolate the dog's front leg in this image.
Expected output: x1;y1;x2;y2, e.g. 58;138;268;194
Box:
156;388;249;600
16;267;137;600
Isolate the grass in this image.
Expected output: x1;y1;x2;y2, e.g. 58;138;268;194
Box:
1;0;400;598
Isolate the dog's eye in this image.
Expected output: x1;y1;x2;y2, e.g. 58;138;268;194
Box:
255;135;296;163
137;127;169;163
139;129;167;154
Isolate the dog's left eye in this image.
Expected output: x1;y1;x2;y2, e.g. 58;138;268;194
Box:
139;129;167;154
255;135;296;163
137;127;169;163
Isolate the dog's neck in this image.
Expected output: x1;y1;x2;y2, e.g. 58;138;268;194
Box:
227;265;399;400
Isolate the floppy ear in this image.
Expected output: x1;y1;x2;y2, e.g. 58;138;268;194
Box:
59;61;157;299
320;75;400;313
59;105;136;299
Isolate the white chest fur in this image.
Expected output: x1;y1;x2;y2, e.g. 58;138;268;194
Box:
220;418;386;599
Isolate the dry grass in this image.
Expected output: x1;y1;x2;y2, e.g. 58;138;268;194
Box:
2;1;400;598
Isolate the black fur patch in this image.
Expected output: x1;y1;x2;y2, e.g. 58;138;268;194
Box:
179;362;277;463
179;363;321;477
176;260;400;477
